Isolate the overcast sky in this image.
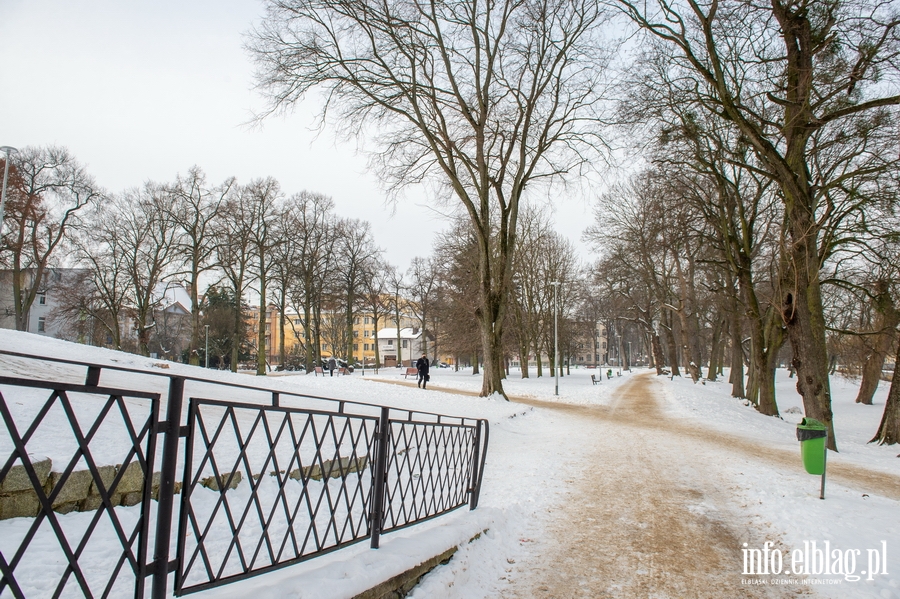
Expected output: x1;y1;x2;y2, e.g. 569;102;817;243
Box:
1;0;596;271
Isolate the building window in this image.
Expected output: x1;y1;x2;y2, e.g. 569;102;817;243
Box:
265;323;270;331
402;340;408;348
364;316;371;325
355;317;360;324
353;330;359;337
353;344;358;351
364;330;370;337
38;293;46;305
387;340;393;346
37;317;46;333
294;318;302;325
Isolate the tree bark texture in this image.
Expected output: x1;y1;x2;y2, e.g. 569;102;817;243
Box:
855;282;899;405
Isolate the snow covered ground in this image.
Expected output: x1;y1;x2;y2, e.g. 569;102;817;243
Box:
1;331;898;598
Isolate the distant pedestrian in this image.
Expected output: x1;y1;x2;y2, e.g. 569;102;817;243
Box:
327;357;337;377
416;353;430;389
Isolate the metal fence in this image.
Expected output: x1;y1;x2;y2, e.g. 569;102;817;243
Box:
0;350;488;598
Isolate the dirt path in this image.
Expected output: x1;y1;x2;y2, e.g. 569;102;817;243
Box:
371;375;900;501
370;374;898;597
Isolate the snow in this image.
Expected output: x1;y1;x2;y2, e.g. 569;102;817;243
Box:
2;331;899;598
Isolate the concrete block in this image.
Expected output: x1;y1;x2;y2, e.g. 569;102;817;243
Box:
0;491;41;519
200;471;242;491
48;469;93;509
0;457;52;493
121;492;142;507
89;465;118;496
116;462;145;494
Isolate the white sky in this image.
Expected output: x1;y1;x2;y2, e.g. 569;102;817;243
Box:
0;0;597;270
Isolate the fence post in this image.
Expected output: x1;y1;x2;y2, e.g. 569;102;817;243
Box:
469;420;483;510
469;420;488;510
369;407;390;549
151;376;185;599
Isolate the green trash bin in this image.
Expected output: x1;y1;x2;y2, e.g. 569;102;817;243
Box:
796;417;827;475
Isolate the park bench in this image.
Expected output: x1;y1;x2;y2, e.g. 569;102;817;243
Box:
591;374;600;385
313;367;324;376
404;367;418;378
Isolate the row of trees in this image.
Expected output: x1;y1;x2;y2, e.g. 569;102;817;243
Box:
248;0;900;446
587;0;900;448
0;149;599;380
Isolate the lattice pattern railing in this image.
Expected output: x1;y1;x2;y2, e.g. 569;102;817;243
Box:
382;421;477;532
0;377;159;599
176;399;378;595
0;350;489;599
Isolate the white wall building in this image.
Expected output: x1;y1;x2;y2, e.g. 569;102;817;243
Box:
377;327;429;367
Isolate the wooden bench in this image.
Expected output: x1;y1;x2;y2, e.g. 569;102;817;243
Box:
313;367;324;376
404;367;418;379
591;374;600;385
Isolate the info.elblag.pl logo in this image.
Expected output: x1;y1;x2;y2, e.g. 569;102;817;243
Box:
742;541;889;583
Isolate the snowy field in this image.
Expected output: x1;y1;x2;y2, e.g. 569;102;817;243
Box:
1;331;898;598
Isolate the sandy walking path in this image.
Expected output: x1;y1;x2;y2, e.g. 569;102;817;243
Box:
369;373;898;597
490;373;809;598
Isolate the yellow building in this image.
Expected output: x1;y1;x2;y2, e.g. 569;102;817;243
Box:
245;304;418;369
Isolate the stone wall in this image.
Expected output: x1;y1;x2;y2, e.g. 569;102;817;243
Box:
0;459;180;520
0;455;369;520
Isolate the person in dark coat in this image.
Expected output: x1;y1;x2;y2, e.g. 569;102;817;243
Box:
327;356;337;377
416;353;430;389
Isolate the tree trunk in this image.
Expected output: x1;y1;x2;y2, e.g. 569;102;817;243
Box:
783;211;835;450
230;285;243;373
855;281;899;405
673;254;703;382
651;332;666;375
278;303;287;368
519;339;530;379
707;316;723;382
871;339;900;445
257;261;268;376
189;264;201;366
303;304;313;372
663;315;680;376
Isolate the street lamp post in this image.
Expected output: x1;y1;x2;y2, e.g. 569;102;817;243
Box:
628;341;632;371
551;281;561;396
0;146;18;239
205;324;209;368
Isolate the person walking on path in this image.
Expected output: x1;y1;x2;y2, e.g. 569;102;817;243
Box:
327;356;337;377
416;353;430;389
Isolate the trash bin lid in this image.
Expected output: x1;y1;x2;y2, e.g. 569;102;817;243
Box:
796;417;827;441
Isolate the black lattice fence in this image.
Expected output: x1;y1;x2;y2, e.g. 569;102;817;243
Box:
176;399;379;594
0;351;489;599
0;375;159;599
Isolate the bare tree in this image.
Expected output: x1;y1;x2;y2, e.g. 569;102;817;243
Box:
334;218;380;360
167;167;234;365
359;258;392;370
617;0;900;449
285;191;337;372
70;205;131;349
111;186;179;356
407;256;440;361
249;0;612;397
1;146;101;331
245;178;284;375
214;186;258;372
